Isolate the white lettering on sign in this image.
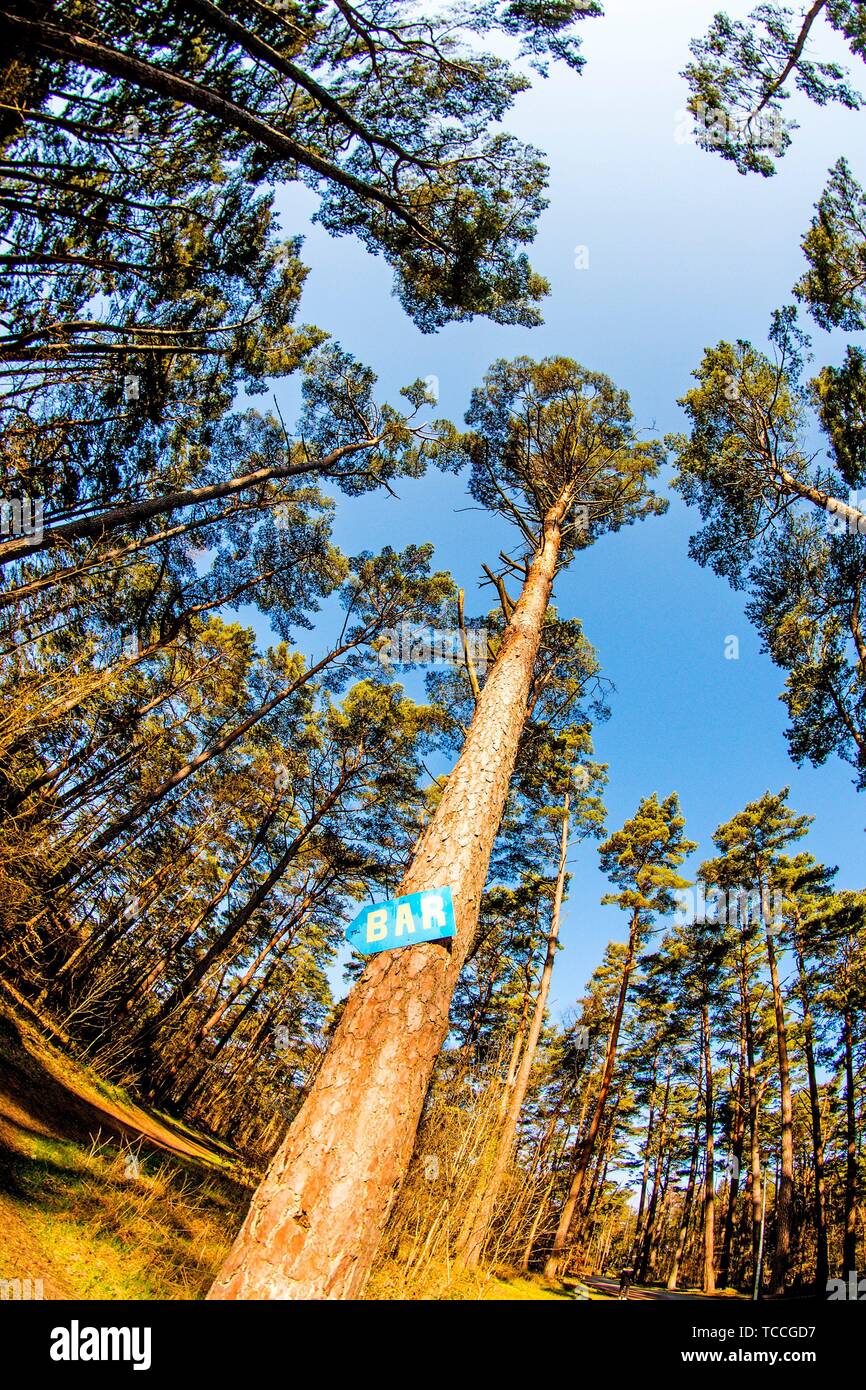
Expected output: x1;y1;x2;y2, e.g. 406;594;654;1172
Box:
394;902;415;936
421;894;446;933
366;907;388;943
346;885;456;956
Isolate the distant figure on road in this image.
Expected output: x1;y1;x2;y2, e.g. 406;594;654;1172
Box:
617;1265;634;1300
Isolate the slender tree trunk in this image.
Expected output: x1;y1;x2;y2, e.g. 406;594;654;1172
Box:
208;492;572;1299
702;1002;716;1295
138;778;352;1041
843;1004;858;1275
645;1152;671;1280
0;428;384;565
792;929;829;1293
632;1057;659;1274
572;1096;621;1256
118;805;280;1013
53;636;360;894
520;1174;556;1272
740;933;763;1274
455;792;570;1268
719;1056;746;1288
637;1061;671;1281
543;909;639;1279
667;1062;703;1291
764;888;794;1295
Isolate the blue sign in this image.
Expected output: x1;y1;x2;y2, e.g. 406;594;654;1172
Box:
346;885;456;956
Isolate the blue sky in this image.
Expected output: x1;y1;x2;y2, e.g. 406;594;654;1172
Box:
259;1;864;1013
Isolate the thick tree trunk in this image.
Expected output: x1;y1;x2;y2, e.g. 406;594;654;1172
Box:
207;495;570;1299
543;910;639;1279
455;792;570;1268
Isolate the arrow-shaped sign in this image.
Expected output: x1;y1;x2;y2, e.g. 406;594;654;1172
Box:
346;885;456;956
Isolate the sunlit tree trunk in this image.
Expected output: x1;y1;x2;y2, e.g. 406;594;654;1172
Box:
763;884;794;1295
739;933;763;1274
667;1057;703;1291
637;1061;672;1281
791;915;829;1293
543;910;639;1279
843;1003;859;1274
719;1056;746;1288
208;491;573;1299
701;1001;716;1295
455;792;570;1268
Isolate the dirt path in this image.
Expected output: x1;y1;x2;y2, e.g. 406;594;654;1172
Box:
0;1000;236;1170
0;997;251;1299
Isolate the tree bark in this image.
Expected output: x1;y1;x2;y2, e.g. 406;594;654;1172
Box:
455;794;570;1268
764;894;794;1295
701;1001;716;1295
792;919;829;1293
719;1056;746;1288
843;1003;858;1275
543;909;639;1279
207;492;571;1299
739;931;764;1275
667;1055;703;1291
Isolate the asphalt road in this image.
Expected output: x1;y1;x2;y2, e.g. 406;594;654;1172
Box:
585;1276;712;1301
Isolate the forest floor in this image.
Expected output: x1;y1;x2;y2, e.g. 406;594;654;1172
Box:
0;989;254;1299
0;990;727;1304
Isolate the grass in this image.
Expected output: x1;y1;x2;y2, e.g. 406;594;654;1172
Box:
7;1131;245;1299
0;996;252;1299
365;1256;603;1301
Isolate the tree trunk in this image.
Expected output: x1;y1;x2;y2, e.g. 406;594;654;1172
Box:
843;1003;858;1275
543;909;639;1279
207;493;571;1299
455;792;570;1268
739;932;763;1275
764;895;794;1295
637;1060;671;1282
702;1001;716;1295
792;924;829;1293
632;1056;659;1276
138;778;351;1042
667;1057;702;1291
719;1055;746;1288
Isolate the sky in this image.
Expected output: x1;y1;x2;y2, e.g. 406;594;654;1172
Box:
255;0;864;1015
